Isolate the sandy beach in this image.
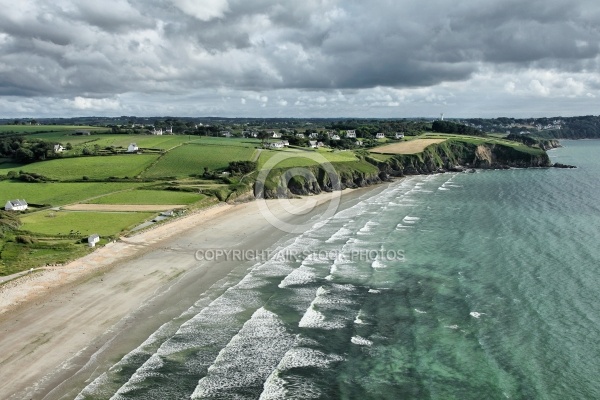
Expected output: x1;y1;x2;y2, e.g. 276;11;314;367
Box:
0;187;376;399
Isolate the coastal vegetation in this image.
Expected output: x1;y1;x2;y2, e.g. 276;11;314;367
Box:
0;118;571;275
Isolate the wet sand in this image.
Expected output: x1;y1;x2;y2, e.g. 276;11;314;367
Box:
0;188;378;399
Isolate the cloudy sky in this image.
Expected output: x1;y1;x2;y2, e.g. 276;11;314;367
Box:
1;0;600;118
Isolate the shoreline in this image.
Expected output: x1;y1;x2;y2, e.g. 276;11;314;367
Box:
0;185;384;400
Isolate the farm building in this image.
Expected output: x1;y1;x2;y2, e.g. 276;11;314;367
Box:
346;130;356;138
127;143;139;152
53;144;64;152
4;199;28;211
88;234;100;247
376;132;386;139
395;132;405;139
269;141;285;149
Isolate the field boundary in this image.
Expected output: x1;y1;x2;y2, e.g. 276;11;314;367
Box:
62;204;185;212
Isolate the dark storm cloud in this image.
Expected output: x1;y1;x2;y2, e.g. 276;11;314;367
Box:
0;0;600;101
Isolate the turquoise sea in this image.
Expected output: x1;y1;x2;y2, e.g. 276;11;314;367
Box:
77;140;600;399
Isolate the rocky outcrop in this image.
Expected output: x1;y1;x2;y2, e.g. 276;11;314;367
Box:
254;139;562;199
372;140;553;178
254;161;382;199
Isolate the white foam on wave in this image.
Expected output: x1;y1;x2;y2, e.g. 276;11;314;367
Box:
298;285;356;330
325;227;353;243
402;216;420;224
371;259;387;269
298;304;327;328
368;289;381;294
438;187;450;191
470;311;485;319
414;308;427;314
259;347;344;400
278;265;317;288
444;325;459;330
351;336;373;346
395;223;413;230
358;220;379;235
354;310;368;325
191;308;295;399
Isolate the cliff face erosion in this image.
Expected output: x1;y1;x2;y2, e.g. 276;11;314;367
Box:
255;140;556;199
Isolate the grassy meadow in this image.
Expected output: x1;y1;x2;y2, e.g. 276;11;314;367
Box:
5;154;159;180
0;181;145;205
87;189;204;205
143;143;257;178
20;211;155;236
258;148;358;169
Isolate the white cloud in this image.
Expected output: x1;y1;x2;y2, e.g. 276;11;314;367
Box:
1;0;600;117
171;0;230;21
69;96;121;110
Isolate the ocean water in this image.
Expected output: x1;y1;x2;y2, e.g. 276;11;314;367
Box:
77;140;600;399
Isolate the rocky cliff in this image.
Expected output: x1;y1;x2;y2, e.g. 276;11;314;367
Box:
370;140;552;178
254;140;556;199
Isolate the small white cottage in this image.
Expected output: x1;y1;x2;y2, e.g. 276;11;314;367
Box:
5;199;28;211
88;234;100;247
127;143;139;152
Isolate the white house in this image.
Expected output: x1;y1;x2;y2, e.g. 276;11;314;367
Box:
309;140;318;148
281;140;290;147
346;130;356;138
395;132;405;139
356;140;363;146
296;133;305;138
88;234;100;247
269;141;285;149
53;144;64;152
221;131;232;137
271;132;282;138
165;126;173;134
4;199;28;211
376;132;386;139
331;134;341;140
152;128;163;135
127;143;139;152
309;132;319;139
317;141;325;147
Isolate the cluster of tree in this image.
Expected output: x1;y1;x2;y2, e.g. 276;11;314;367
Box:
431;121;486;136
536;116;600;139
227;161;257;174
0;137;57;163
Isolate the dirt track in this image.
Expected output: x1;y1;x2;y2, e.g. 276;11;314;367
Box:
62;204;186;212
370;138;446;154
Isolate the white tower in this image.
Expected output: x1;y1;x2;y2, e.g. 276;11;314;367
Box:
440;113;444;121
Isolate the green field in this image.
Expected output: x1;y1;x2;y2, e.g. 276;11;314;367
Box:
0;181;145;206
258;148;358;169
4;154;159;180
88;189;204;205
422;133;546;155
143;143;257;178
0;240;92;276
20;211;155;236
